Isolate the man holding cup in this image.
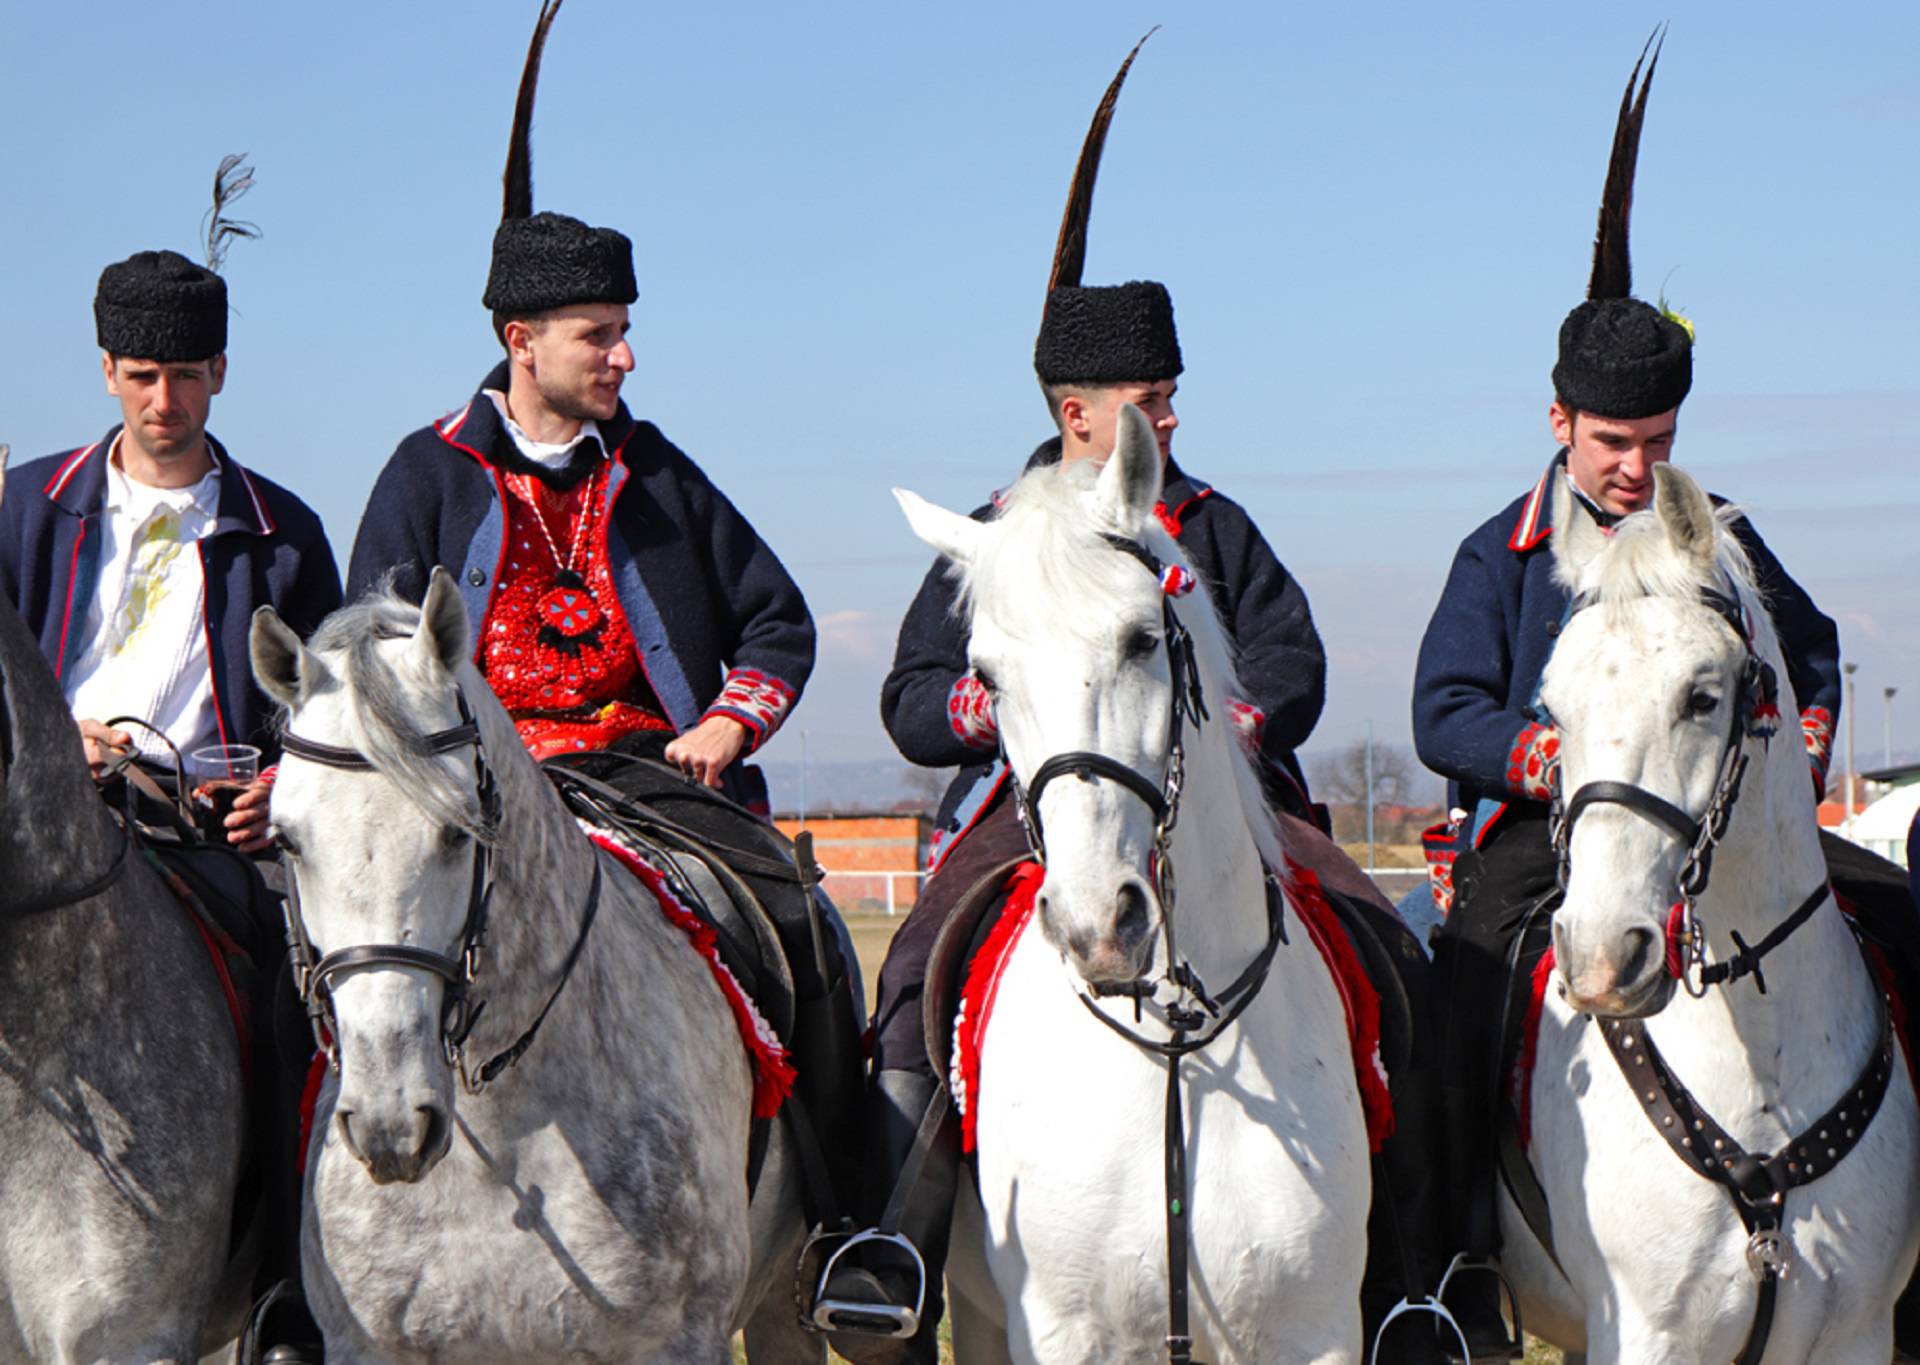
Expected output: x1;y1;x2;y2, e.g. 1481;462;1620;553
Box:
0;208;341;853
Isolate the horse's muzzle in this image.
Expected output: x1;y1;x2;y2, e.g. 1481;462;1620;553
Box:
1047;878;1160;988
337;1100;452;1185
1556;920;1675;1018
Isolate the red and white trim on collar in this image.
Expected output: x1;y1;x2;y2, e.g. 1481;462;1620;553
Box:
702;668;796;752
230;463;277;535
1508;465;1555;552
437;402;475;443
1227;698;1266;754
43;443;101;500
1507;721;1560;803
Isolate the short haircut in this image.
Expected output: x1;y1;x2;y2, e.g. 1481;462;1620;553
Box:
491;309;551;349
1039;379;1125;430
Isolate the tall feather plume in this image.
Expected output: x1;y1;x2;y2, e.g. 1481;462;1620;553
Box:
503;0;565;222
1045;26;1159;297
203;154;259;273
1587;25;1666;301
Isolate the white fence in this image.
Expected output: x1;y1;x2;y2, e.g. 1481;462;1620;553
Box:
820;869;926;917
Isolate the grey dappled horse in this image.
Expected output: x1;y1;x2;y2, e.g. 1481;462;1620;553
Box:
252;571;819;1364
0;446;248;1362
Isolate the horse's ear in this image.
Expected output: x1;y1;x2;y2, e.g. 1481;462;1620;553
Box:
414;566;472;674
1094;404;1163;535
1652;462;1716;567
251;606;328;708
894;488;983;569
0;444;9;507
1549;468;1608;590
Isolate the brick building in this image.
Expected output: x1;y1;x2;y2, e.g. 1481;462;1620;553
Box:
774;811;932;916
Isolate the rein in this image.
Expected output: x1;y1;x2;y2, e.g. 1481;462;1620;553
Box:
279;687;599;1094
1545;582;1886;1361
1008;529;1282;1365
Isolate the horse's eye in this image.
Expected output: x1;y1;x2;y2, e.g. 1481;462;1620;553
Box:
440;824;471;854
1123;628;1160;661
1686;688;1720;719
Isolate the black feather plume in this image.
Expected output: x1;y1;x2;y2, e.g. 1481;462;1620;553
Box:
503;0;565;222
1046;27;1159;297
202;153;259;273
1588;25;1666;301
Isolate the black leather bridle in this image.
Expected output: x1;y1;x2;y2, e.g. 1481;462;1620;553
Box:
278;687;603;1094
1546;583;1820;997
1004;531;1287;1365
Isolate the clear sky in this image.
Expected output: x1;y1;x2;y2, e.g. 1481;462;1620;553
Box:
4;1;1915;778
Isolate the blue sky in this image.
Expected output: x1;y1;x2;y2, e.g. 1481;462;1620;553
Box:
3;1;1915;778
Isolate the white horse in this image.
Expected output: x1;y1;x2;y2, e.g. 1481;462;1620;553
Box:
1505;464;1920;1361
895;405;1371;1364
250;573;819;1364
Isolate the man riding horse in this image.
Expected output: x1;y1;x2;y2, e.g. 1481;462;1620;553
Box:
821;38;1454;1363
1416;37;1920;1359
0;166;342;1363
345;0;863;1227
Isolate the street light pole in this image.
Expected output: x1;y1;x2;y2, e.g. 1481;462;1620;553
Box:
1365;721;1376;875
1843;663;1858;831
1886;686;1899;770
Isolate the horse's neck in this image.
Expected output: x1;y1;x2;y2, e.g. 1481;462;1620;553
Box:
1162;722;1271;979
1672;730;1874;1096
0;609;124;917
464;743;603;1049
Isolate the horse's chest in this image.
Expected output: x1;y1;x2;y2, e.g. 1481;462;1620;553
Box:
312;1119;748;1353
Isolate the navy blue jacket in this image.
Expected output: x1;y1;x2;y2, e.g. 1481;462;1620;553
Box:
884;438;1326;866
1413;453;1842;846
347;364;814;755
0;431;343;759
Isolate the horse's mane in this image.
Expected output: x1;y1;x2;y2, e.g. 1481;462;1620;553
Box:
952;463;1293;873
308;591;499;843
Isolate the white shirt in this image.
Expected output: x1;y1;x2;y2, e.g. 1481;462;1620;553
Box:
484;390;606;466
64;444;223;760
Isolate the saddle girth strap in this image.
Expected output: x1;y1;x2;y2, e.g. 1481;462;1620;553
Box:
1600;970;1895;1365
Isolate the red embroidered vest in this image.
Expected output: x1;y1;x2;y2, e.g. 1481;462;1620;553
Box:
479;466;672;760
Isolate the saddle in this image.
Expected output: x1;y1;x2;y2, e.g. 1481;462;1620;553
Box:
540;736;864;1222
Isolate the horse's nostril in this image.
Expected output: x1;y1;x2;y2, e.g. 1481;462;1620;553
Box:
336;1109;363;1162
417;1104;450;1163
1619;926;1654;983
1114;883;1151;948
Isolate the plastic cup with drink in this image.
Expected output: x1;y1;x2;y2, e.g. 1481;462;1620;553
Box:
189;744;260;844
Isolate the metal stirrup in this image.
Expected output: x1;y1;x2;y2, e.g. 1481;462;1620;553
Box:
810;1231;926;1338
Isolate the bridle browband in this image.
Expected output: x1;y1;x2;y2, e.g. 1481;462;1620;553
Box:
1548;581;1811;997
279;686;600;1094
1005;529;1285;1365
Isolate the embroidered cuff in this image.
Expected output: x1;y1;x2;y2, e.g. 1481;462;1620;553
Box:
1505;722;1561;803
701;668;796;753
1227;699;1266;754
1801;706;1834;800
948;673;999;753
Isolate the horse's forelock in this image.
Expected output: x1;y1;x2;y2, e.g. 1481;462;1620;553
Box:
1578;502;1762;633
306;591;497;842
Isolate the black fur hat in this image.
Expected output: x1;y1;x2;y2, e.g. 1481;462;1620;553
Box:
1035;281;1183;384
484;212;636;315
1553;30;1692;419
1032;33;1181;386
94;250;227;361
483;1;636;317
1553;297;1691;419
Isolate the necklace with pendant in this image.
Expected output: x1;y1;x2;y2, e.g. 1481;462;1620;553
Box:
515;464;605;650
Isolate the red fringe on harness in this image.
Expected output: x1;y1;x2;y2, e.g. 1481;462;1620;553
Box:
1515;897;1919;1150
587;831;797;1119
950;859;1394;1154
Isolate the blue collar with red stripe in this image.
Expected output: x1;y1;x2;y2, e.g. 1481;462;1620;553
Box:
44;427;277;537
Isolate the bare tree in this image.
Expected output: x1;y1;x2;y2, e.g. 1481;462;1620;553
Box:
1308;740;1420;808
